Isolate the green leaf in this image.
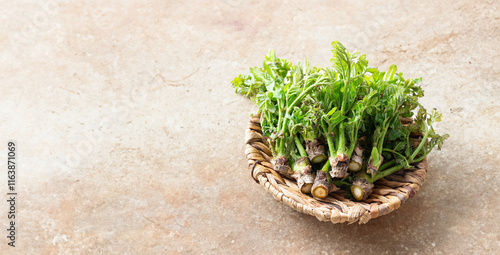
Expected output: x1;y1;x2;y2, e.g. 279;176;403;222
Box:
273;88;282;99
383;64;397;81
327;107;338;116
329;110;344;125
393;141;406;151
387;129;402;141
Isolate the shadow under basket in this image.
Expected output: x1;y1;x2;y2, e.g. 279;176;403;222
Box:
246;113;429;224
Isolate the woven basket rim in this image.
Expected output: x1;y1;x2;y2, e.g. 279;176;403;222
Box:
246;113;428;224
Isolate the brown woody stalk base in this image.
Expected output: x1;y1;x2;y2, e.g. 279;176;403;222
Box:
312;171;329;199
306;138;327;164
273;156;292;175
291;158;314;194
351;178;374;201
329;154;349;178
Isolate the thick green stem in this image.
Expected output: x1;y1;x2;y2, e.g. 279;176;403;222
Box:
379;160;396;171
372;114;395;161
410;127;431;161
321;159;330;172
368;122;390;172
368;164;404;182
330;123;349;178
322;120;336;156
346;129;358;157
278;138;285;156
277;102;283;137
377;126;389;153
413;153;428;163
336;123;346;156
332;180;349;187
294;136;307;158
340;82;349;114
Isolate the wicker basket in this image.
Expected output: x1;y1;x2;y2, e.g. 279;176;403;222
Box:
245;113;429;224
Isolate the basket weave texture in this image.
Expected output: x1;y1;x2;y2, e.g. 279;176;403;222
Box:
246;113;429;224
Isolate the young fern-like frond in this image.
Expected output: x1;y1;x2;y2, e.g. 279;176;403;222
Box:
331;41;351;80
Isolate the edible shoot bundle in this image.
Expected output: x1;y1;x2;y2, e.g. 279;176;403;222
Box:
232;42;448;201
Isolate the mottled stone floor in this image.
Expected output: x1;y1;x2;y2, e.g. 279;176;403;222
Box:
1;0;499;254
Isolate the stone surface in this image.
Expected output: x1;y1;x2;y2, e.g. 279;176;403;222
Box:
1;0;499;254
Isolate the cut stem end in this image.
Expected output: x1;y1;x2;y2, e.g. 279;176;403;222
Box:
348;161;362;172
351;178;374;201
311;154;328;164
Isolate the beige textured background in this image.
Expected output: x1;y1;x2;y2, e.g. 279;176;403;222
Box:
1;0;499;254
